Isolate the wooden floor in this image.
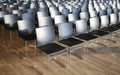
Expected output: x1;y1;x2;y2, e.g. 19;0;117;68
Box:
0;25;120;75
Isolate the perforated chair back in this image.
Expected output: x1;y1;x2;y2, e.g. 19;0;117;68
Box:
36;25;55;46
58;22;73;41
75;20;88;36
89;17;99;31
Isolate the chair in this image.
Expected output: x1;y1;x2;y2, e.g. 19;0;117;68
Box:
35;25;69;69
58;22;83;46
17;20;36;58
4;14;18;45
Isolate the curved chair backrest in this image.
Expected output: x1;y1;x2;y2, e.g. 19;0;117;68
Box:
38;16;53;27
80;12;89;20
58;22;73;41
100;15;109;28
107;8;113;16
19;6;26;13
89;10;98;18
49;6;58;14
37;11;48;20
39;7;48;13
75;20;88;36
4;14;18;27
12;10;22;17
113;8;119;14
62;8;70;17
99;10;106;16
118;12;120;23
50;10;60;19
17;20;35;35
36;25;55;46
68;13;79;23
27;8;36;15
0;11;7;19
72;7;79;15
81;7;88;12
54;15;66;25
89;17;99;31
110;13;118;26
22;13;35;21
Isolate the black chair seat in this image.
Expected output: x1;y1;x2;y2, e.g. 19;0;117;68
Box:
38;43;65;54
19;33;36;41
59;38;83;46
4;24;18;31
90;30;109;36
0;19;4;25
77;33;97;41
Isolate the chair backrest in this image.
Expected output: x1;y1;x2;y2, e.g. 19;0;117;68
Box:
54;15;66;25
17;20;35;35
113;8;119;14
37;11;48;20
75;20;88;36
89;10;98;18
4;14;18;27
100;15;109;28
68;13;79;23
58;22;73;41
89;17;99;31
62;8;70;17
22;13;35;21
36;25;55;46
38;16;53;27
0;11;7;19
12;10;22;17
118;12;120;23
80;12;89;20
107;8;113;16
50;10;60;19
110;13;118;25
99;10;106;16
72;7;79;15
